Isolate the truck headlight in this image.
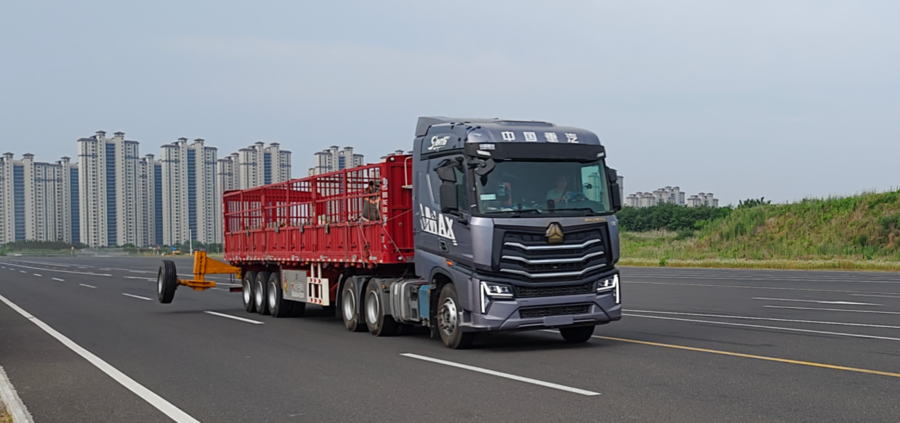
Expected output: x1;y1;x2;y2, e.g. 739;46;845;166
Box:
482;282;513;298
480;281;513;314
597;275;620;304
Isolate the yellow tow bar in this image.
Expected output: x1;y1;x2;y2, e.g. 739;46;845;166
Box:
179;250;242;291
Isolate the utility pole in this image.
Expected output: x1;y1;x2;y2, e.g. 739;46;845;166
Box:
189;229;193;255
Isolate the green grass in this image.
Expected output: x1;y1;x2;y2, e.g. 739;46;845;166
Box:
620;189;900;271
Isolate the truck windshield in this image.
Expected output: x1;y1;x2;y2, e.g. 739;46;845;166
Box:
473;159;612;215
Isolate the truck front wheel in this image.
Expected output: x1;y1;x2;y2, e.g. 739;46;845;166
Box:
559;326;595;343
437;284;475;349
242;271;258;313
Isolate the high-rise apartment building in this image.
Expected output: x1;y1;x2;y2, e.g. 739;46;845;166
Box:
139;154;163;247
160;138;218;245
0;152;79;245
233;142;291;189
77;131;143;247
626;187;718;208
309;145;364;176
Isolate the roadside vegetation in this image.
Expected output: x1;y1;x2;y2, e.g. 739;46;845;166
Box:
0;402;11;423
619;190;900;271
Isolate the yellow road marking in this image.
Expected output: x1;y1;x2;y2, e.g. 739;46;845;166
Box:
595;335;900;378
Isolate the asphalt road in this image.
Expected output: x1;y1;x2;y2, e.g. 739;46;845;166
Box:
1;256;899;422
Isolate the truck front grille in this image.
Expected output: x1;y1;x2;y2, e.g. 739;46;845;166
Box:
498;227;608;280
519;304;591;318
514;282;594;298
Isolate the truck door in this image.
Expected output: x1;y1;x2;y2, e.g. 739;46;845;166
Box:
414;154;473;268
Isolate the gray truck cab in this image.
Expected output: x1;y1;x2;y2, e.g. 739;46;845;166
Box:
412;117;623;348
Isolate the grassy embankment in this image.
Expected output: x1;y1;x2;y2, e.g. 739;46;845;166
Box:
619;190;900;271
0;403;11;423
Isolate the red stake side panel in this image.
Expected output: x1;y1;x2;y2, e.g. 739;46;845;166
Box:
223;155;415;266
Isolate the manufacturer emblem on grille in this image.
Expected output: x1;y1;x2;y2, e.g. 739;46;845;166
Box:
546;223;564;244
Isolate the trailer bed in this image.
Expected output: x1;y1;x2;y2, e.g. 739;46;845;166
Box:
223;155;414;266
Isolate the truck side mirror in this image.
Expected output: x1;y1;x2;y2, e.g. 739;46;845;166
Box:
436;165;457;183
440;181;459;214
607;168;622;212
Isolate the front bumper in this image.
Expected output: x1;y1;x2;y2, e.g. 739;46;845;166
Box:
460;274;622;332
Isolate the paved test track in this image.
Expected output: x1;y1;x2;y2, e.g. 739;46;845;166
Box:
1;256;899;422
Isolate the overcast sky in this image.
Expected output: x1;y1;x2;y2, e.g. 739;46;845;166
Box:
2;1;898;205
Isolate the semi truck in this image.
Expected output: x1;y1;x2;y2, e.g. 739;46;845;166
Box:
157;117;623;349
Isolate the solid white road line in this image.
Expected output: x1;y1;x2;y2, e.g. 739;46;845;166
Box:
122;293;152;301
79;284;96;289
764;305;900;315
203;311;264;324
400;353;600;396
628;309;900;330
752;297;880;306
0;293;200;423
52;278;65;282
630;281;900;296
624;313;900;341
849;294;900;299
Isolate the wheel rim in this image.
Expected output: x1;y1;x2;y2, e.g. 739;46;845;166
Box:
268;281;277;309
157;272;163;295
255;280;264;307
366;290;379;325
342;289;356;321
438;297;458;337
243;280;251;305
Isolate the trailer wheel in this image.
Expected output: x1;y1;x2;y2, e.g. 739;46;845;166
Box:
268;272;291;318
364;281;398;336
437;284;475;349
341;277;365;332
157;260;177;304
255;271;271;315
242;271;258;313
559;326;595;343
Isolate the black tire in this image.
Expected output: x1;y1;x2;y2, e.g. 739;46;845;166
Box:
437;284;475;349
341;276;365;332
255;271;271;315
559;326;595;343
242;271;257;313
157;260;177;304
268;272;291;318
364;281;399;336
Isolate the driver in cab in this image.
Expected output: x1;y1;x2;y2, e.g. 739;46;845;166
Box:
546;176;569;205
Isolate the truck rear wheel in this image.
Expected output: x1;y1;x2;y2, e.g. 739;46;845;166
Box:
437;284;475;349
157;260;177;304
268;272;291;318
242;271;258;313
341;277;365;332
559;326;595;343
364;281;398;336
255;271;271;315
